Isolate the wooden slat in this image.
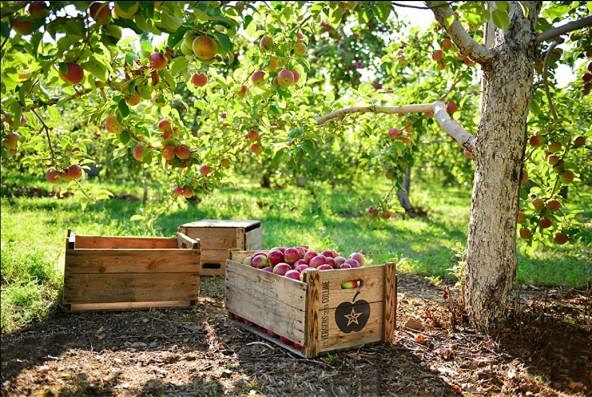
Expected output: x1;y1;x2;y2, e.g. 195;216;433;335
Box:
228;250;261;262
245;227;263;250
225;260;306;342
200;262;225;277
176;232;199;249
67;300;194;312
317;301;384;353
74;235;178;249
67;230;75;249
182;227;240;249
303;270;321;358
63;273;199;303
236;228;246;250
383;262;397;342
181;219;260;229
317;266;385;309
201;249;232;263
65;250;200;273
226;261;307;309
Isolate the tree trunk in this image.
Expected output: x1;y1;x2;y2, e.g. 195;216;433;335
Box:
396;167;414;214
464;3;540;331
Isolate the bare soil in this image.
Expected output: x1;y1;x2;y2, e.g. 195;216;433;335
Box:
1;275;590;396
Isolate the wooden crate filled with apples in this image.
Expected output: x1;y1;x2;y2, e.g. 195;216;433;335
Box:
225;246;397;358
63;230;201;311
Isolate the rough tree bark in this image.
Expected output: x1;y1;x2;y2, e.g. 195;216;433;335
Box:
396;167;414;214
429;1;542;331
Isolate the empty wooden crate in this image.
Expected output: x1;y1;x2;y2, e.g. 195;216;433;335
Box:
177;220;262;276
225;250;396;358
63;230;201;311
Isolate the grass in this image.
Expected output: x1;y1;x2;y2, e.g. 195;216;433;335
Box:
1;173;590;332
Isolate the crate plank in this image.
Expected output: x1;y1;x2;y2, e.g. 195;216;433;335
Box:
245;227;263;250
65;249;200;274
182;228;240;249
67;300;194;312
383;262;397;342
75;236;178;249
303;270;320;357
201;249;232;263
317;301;384;353
231;320;306;357
181;220;260;229
317;266;385;309
226;261;306;310
63;272;199;304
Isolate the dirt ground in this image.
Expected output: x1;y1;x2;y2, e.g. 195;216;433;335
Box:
1;275;590;397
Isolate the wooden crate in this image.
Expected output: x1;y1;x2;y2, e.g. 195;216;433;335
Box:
63;230;201;311
177;220;262;277
225;250;396;358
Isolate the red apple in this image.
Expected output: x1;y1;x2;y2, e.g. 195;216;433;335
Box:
105;115;122;133
158;119;172;133
132;144;144;161
268;250;284;266
553;232;568;245
259;36;273;50
446;102;458;113
237;85;249;98
321;249;336;258
172;186;184;197
539;217;552;229
519;228;532;239
292;70;300;84
432;50;443;62
246;130;259;141
334;256;346;266
262;266;273;273
324;257;336;268
283;247;301;264
175;144;191;160
529;134;544;147
560;170;574;184
350;252;365;266
28;1;48;18
441;38;452;49
10;18;34;35
295;264;309;272
161;144;175;160
516;211;526;224
463;149;473;160
182;187;193;198
309;255;326;268
251;70;265;86
572;135;586;147
277;69;294;87
317;264;333;271
367;206;378;217
344;258;360;268
66;164;82;180
199;165;210;176
192;36;217;60
250;254;269;269
339;262;352;269
89;2;111;24
149;52;167;71
545;199;561;211
58;63;84;84
284;270;302;281
303;251;317;264
126;94;141;106
250;143;262;154
381;210;393;220
191;73;208;87
547;154;560;166
3;132;21;149
294;42;306;56
273;263;292;276
45;169;61;183
388;128;401;139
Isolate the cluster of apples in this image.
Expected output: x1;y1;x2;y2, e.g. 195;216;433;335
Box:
44;164;82;183
366;206;393;220
244;247;366;282
582;55;592;95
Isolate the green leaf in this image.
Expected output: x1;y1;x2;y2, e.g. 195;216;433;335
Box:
130;214;145;222
83;55;108;81
169;56;188;76
119;130;131;144
270;147;286;168
492;9;510;30
118;98;130;118
167;25;188;48
211;32;232;54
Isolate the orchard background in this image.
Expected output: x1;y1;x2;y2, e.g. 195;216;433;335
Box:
1;1;591;394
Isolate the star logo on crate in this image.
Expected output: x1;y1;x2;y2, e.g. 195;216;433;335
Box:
345;307;362;326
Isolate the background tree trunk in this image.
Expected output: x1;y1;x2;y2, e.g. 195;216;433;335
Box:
396;167;414;214
464;2;540;331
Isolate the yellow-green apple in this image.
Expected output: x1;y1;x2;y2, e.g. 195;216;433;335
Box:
294;42;306;55
105;115;122;133
192;36;217;60
531;198;544;211
114;2;138;19
259;35;273;50
560;170;574;183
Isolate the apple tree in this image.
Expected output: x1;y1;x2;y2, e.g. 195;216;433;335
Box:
1;1;590;331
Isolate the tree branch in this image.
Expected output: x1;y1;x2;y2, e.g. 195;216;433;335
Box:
535;15;592;44
313;101;476;152
426;1;495;64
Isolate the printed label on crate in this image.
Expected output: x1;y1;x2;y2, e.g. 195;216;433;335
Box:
335;291;370;333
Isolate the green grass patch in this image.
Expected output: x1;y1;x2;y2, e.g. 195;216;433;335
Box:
1;174;590;332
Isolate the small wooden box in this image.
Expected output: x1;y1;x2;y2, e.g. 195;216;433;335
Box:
178;220;262;277
63;230;200;311
225;250;396;358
